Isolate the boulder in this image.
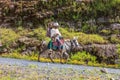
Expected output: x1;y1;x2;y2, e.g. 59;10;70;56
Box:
17;36;41;55
18;36;40;46
110;23;120;30
82;44;118;64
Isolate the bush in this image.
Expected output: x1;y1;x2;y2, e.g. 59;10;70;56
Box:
71;51;97;63
110;35;120;44
78;33;108;44
100;29;111;35
59;27;108;44
33;27;50;42
112;30;120;34
81;24;97;33
59;27;75;39
0;28;20;47
117;44;120;58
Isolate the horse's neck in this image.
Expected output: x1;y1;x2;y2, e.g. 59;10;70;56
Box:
64;41;72;50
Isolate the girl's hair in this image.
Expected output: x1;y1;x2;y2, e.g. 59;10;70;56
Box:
48;22;54;28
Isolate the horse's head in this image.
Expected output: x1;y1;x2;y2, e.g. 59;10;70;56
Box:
70;36;83;51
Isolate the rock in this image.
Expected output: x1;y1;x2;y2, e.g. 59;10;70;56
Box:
110;78;115;80
82;44;118;64
17;36;41;55
100;68;108;74
97;17;109;23
110;23;120;30
18;36;40;46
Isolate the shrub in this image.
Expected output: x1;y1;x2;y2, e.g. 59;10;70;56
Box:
0;28;20;47
110;35;120;44
100;29;111;35
112;30;120;34
59;27;108;44
33;27;50;42
81;24;97;33
78;33;108;44
59;27;75;39
117;44;120;58
16;27;50;42
71;51;97;63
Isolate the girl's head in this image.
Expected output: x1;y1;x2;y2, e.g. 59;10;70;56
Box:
48;22;54;28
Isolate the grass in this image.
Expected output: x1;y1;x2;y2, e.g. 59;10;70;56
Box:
60;27;108;44
0;28;20;47
0;27;108;46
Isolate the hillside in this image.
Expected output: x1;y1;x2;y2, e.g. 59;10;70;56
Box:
0;0;120;67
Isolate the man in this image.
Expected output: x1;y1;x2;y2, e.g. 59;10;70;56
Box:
51;22;64;50
47;22;63;51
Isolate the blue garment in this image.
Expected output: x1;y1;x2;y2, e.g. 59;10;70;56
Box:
48;39;52;49
47;39;63;50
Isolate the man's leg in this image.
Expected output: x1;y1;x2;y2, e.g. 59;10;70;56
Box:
48;40;53;51
56;39;63;53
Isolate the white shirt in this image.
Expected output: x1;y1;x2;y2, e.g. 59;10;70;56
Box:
50;28;61;38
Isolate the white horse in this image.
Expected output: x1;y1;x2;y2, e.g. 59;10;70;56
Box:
37;37;82;63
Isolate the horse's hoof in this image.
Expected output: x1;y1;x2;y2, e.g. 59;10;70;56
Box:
60;62;64;64
52;61;54;63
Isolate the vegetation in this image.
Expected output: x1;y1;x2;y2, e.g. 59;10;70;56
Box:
0;0;120;27
71;51;97;63
0;26;119;68
0;0;120;68
0;28;20;47
117;44;120;58
60;27;108;44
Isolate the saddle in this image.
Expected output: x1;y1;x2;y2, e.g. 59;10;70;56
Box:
48;38;64;50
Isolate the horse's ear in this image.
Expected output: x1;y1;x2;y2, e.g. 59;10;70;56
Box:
73;36;78;40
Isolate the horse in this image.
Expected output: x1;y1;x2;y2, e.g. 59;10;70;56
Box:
37;37;82;63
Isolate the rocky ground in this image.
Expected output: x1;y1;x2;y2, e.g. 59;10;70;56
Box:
0;57;120;80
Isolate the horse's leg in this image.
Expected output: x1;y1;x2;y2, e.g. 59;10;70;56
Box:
48;51;54;63
60;53;63;63
58;51;63;64
38;51;41;62
38;49;45;62
63;51;69;63
38;52;40;62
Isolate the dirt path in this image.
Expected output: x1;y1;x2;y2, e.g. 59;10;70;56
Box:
0;57;120;80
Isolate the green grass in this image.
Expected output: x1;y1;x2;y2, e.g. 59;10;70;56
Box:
0;27;108;48
71;51;97;63
60;27;108;44
0;28;20;47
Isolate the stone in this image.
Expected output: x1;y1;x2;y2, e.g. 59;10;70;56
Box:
100;68;108;73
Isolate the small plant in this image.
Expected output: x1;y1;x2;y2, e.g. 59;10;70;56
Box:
117;44;120;58
100;29;111;35
0;28;20;47
78;33;108;44
71;51;97;63
110;35;120;44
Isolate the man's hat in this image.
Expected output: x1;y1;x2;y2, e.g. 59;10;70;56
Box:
53;22;59;27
